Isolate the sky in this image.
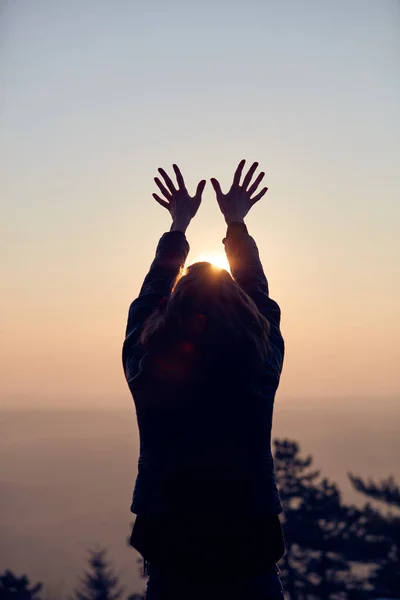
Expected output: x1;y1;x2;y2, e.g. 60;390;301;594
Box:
1;0;399;409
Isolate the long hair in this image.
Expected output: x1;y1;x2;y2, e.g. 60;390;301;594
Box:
140;262;271;382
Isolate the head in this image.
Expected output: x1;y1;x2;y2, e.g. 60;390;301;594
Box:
141;262;271;379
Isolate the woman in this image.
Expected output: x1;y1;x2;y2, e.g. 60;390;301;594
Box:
122;160;285;599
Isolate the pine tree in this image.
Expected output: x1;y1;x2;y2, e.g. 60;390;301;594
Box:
273;439;320;599
349;473;400;598
349;474;400;509
274;439;389;599
0;570;42;600
72;548;124;600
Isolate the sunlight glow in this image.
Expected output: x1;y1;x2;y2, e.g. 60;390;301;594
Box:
189;252;231;273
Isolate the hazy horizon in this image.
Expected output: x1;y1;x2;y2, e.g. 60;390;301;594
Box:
1;393;400;411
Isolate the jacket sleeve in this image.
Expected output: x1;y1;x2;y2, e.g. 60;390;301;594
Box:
223;222;284;376
122;231;190;383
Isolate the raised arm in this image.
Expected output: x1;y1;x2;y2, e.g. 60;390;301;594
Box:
223;221;281;327
122;165;205;382
211;161;284;372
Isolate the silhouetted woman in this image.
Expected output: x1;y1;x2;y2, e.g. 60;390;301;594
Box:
122;160;285;599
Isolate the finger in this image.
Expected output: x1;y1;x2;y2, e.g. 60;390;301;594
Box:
210;178;223;197
247;172;265;197
154;177;173;200
233;159;246;186
250;187;268;206
242;162;259;191
152;193;170;210
158;168;176;194
195;179;206;198
173;164;186;190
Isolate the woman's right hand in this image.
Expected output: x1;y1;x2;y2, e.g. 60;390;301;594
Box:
211;160;268;225
153;164;206;233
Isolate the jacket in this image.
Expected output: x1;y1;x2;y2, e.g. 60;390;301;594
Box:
122;222;285;519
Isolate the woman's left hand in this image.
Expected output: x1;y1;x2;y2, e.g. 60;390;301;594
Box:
153;164;206;233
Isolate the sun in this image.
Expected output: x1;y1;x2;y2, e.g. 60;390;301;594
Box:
188;252;231;273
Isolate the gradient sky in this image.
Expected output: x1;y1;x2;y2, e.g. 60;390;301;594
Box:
1;0;399;408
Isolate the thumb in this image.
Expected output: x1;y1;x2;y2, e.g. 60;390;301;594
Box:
210;178;222;197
